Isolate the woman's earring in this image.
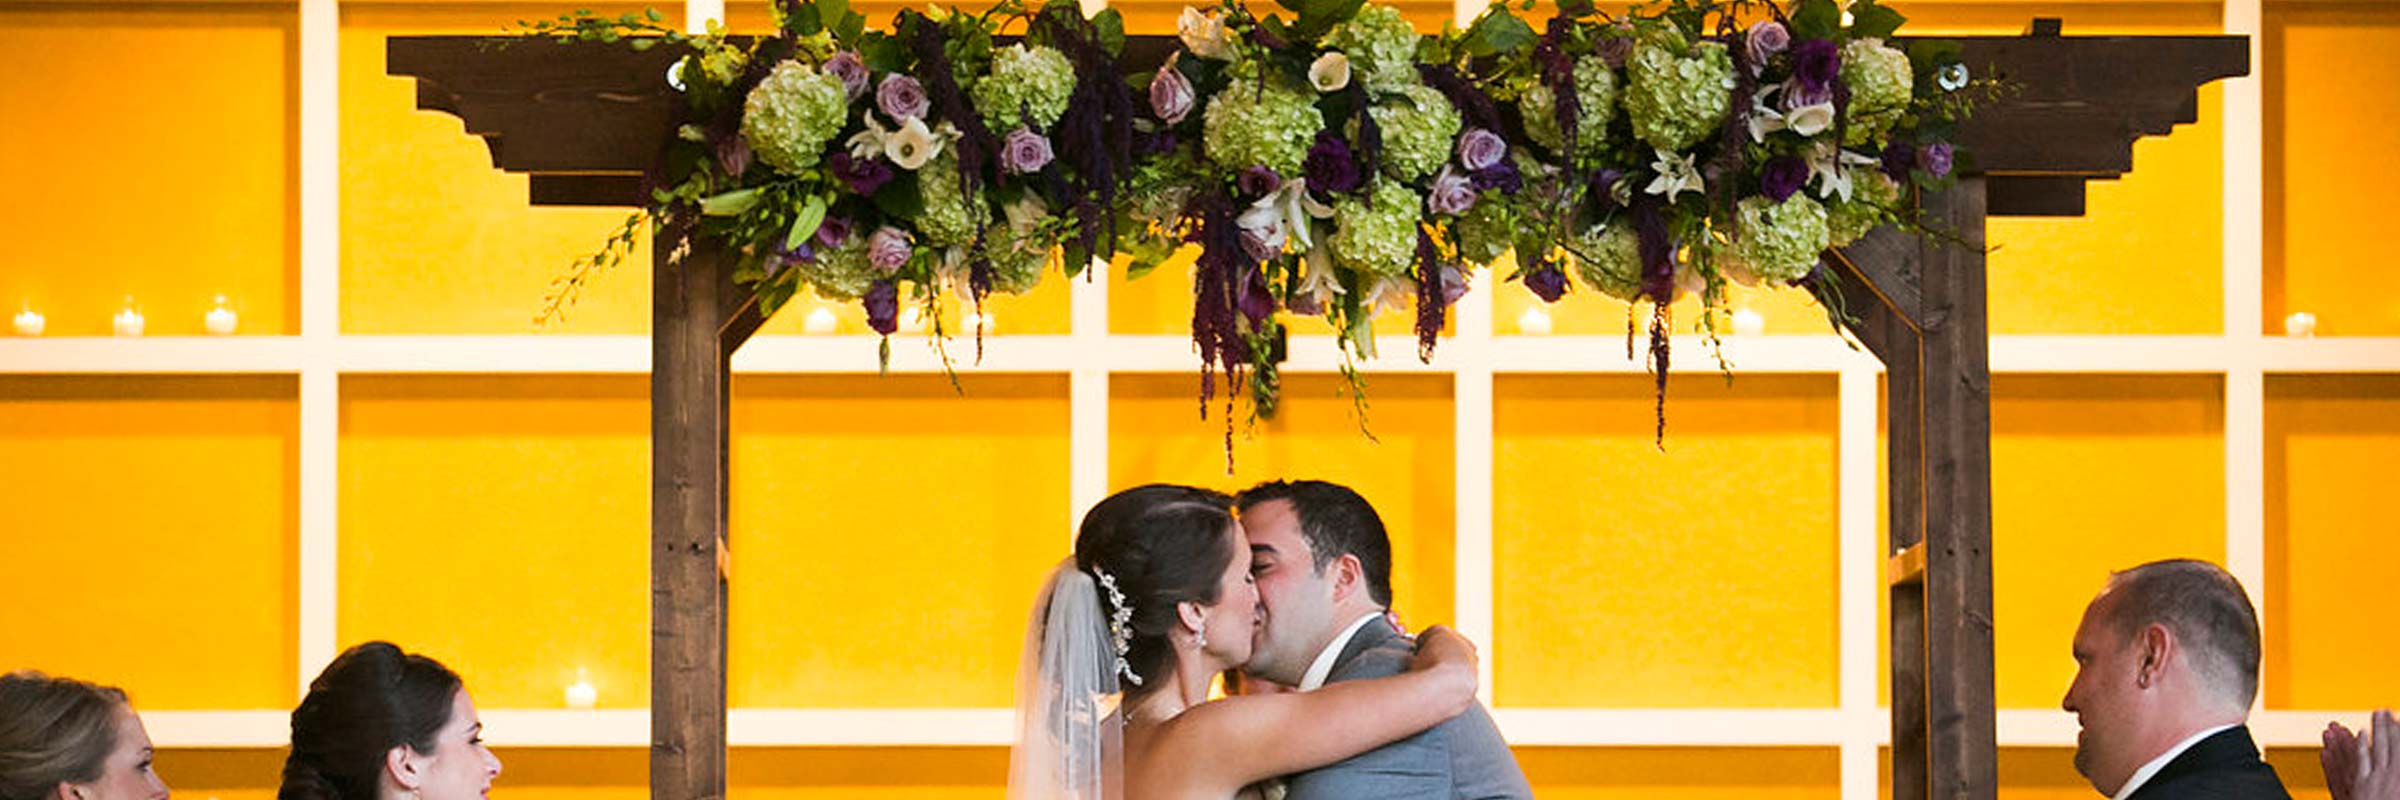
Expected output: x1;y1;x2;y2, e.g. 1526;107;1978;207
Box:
1194;628;1207;649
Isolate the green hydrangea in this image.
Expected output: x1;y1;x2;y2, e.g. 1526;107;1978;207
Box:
1724;195;1830;283
980;224;1051;294
1454;197;1515;265
1840;39;1913;147
1571;222;1644;302
971;44;1076;130
1521;55;1620;158
1370;84;1461;181
1202;80;1324;175
798;239;877;301
1827;170;1902;247
1330;180;1421;277
916;151;986;247
742;60;850;174
1326;5;1421;92
1624;40;1734;152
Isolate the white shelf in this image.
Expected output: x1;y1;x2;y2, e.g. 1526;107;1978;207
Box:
9;334;2396;376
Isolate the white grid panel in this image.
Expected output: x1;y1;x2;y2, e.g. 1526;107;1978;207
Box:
2;0;2385;797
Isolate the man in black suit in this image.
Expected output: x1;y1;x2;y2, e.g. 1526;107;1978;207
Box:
2062;559;2291;799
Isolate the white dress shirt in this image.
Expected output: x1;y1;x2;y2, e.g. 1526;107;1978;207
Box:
1297;612;1385;691
2113;723;2239;800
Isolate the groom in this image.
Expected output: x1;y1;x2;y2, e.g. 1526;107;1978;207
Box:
1234;480;1532;799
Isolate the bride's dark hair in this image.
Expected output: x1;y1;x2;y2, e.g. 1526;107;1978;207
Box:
1073;484;1238;687
280;642;461;800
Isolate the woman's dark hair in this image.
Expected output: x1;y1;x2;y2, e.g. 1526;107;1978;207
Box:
280;642;462;800
0;672;128;800
1072;484;1240;687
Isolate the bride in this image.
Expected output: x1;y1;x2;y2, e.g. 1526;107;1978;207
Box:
1010;484;1480;799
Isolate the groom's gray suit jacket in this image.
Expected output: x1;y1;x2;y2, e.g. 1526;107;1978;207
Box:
1282;618;1533;800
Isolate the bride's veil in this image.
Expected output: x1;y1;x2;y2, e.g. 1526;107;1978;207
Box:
1008;558;1125;800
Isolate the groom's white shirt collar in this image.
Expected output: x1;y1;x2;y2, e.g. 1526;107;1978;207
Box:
2110;723;2237;800
1298;611;1385;691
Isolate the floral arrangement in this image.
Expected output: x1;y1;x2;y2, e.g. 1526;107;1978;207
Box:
524;0;1135;367
523;0;1991;446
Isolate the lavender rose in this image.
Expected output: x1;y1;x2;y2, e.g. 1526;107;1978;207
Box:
829;152;894;195
863;280;899;335
867;226;913;274
1150;64;1196;125
1920;143;1955;178
1456;128;1507;172
1439;264;1469;306
823;52;869;101
1781;77;1835;111
1791;39;1841;94
1427;169;1478;215
1001;127;1054;174
1760;156;1809;202
877;74;930;121
715;135;753;179
1303;134;1361;195
1745;22;1790;70
1237;166;1281;198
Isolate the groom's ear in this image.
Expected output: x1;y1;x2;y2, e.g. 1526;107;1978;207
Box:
1329;553;1366;603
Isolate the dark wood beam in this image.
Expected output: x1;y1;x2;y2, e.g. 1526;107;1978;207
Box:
652;229;731;800
1916;177;1998;800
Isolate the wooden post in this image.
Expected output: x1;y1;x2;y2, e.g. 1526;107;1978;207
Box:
653;231;734;800
1916;177;1997;800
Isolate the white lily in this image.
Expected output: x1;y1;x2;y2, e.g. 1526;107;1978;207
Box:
1309;52;1353;93
1363;276;1414;315
1297;247;1347;308
1178;8;1236;61
1806;143;1883;202
1785;103;1836;138
1747;91;1787;143
847;115;891;161
1242;178;1337;251
1645;148;1704;203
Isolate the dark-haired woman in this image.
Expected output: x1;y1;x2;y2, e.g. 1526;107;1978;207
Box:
0;671;169;800
1008;484;1479;799
280;643;500;800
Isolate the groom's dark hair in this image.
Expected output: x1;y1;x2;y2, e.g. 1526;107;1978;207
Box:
1234;480;1394;607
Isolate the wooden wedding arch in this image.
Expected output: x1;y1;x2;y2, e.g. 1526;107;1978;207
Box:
388;25;2243;799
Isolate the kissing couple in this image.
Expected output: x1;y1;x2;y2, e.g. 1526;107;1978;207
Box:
1008;480;1532;799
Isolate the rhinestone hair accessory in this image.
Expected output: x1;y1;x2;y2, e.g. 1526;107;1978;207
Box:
1089;566;1142;687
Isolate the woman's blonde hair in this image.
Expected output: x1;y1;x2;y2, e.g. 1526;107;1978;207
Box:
0;671;129;800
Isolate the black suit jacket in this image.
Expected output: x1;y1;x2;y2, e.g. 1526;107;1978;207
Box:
2125;726;2291;800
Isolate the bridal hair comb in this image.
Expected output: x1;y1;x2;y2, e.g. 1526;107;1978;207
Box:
1090;566;1142;687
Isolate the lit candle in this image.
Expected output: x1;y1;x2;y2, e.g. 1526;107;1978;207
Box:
205;296;239;336
1516;306;1553;336
113;299;144;337
565;670;598;710
1731;307;1766;337
11;306;41;337
2283;311;2317;338
802;306;839;335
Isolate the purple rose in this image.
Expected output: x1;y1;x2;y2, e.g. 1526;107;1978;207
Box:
1524;264;1568;303
823;52;869;101
1919;143;1955;178
1745;22;1790;69
877;74;929;121
1456;128;1508;172
815;216;854;249
1237;166;1281;198
1427;169;1478;216
1471;160;1523;193
1001;128;1054;174
1874;142;1912;180
830;152;894;195
1134;128;1179;157
863;280;899;335
1760;156;1809;202
1791;39;1841;93
715;135;753;179
867;226;913;274
1150;65;1195;125
1303;134;1361;195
